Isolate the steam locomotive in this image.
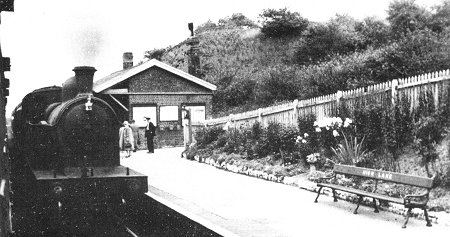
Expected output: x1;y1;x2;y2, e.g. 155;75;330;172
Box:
8;66;148;235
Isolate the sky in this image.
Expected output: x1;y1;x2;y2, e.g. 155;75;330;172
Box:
0;0;444;115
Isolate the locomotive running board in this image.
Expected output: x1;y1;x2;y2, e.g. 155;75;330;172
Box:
31;165;148;193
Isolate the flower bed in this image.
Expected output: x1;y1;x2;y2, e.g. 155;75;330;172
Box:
187;148;449;225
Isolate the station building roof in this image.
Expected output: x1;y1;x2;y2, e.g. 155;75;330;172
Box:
93;59;216;93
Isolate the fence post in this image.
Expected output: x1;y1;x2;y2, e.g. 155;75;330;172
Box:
229;113;235;130
336;91;343;116
257;108;263;124
292;99;299;126
391;79;398;107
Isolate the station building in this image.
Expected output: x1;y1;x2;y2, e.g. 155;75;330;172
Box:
93;54;216;148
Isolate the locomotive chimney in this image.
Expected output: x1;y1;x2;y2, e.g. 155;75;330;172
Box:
73;66;96;93
62;66;96;101
123;52;133;70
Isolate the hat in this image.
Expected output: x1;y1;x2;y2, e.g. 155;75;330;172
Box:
144;116;150;119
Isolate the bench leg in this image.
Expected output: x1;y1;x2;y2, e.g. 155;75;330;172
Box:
372;198;379;213
402;207;412;228
314;187;323;203
423;208;432;227
332;189;338;202
353;196;363;214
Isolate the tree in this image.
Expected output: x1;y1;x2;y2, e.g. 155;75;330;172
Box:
295;15;365;65
429;0;450;33
355;17;391;47
144;48;165;60
387;0;431;37
254;65;300;106
195;20;218;35
259;8;308;37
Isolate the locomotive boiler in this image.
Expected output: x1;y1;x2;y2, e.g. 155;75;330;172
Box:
9;66;148;235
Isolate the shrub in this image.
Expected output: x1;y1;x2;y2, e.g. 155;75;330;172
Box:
441;166;450;188
259;8;309;38
279;126;298;153
223;128;246;154
254;65;300;106
414;89;436;121
194;126;225;149
413;114;445;177
296;15;369;65
353;104;384;152
264;121;283;156
213;78;256;113
382;97;413;171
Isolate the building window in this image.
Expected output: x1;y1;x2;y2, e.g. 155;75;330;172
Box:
183;105;205;124
160;106;179;121
132;106;157;127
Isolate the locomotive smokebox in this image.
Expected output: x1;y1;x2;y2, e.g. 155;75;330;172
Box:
62;66;96;101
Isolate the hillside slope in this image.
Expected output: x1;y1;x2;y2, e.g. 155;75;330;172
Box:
161;28;298;85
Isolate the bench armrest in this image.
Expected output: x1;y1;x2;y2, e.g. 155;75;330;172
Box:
404;191;429;207
316;173;335;183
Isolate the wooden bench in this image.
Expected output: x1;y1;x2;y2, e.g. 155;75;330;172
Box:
314;164;435;228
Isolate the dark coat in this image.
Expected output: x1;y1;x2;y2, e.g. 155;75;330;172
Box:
145;121;156;138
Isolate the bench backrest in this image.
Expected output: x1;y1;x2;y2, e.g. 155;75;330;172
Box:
333;164;434;188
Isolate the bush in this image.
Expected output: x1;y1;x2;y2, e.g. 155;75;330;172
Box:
295;15;366;65
259;8;308;38
353;103;384;152
254;65;300;106
213;78;256;113
264;122;283;155
413;114;445;177
279;126;299;164
381;97;413;171
296;114;318;161
223;128;246;154
194;126;225;149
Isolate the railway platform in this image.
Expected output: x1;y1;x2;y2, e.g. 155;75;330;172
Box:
121;147;449;237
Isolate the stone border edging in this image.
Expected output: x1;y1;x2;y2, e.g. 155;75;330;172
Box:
195;156;442;225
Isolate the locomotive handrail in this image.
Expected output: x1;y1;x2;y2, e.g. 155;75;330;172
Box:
26;120;55;127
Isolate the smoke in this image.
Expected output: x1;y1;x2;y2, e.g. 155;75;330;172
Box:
71;26;104;66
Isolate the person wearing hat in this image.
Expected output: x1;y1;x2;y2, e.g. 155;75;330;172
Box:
130;120;140;152
144;117;156;153
119;121;134;158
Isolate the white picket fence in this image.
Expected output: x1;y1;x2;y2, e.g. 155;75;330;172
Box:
204;69;450;129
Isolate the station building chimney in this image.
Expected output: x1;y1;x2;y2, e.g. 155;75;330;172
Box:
186;23;202;78
123;52;133;70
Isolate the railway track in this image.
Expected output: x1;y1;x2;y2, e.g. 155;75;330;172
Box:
10;194;220;236
116;194;220;237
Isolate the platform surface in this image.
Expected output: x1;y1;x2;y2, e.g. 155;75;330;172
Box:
121;148;449;237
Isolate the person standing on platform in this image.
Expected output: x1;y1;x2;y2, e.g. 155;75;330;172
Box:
130;120;140;152
119;121;134;158
144;117;156;153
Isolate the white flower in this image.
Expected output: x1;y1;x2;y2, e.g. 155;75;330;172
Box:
315;127;321;132
344;118;353;127
304;133;309;137
333;130;339;137
306;153;320;163
302;139;307;144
